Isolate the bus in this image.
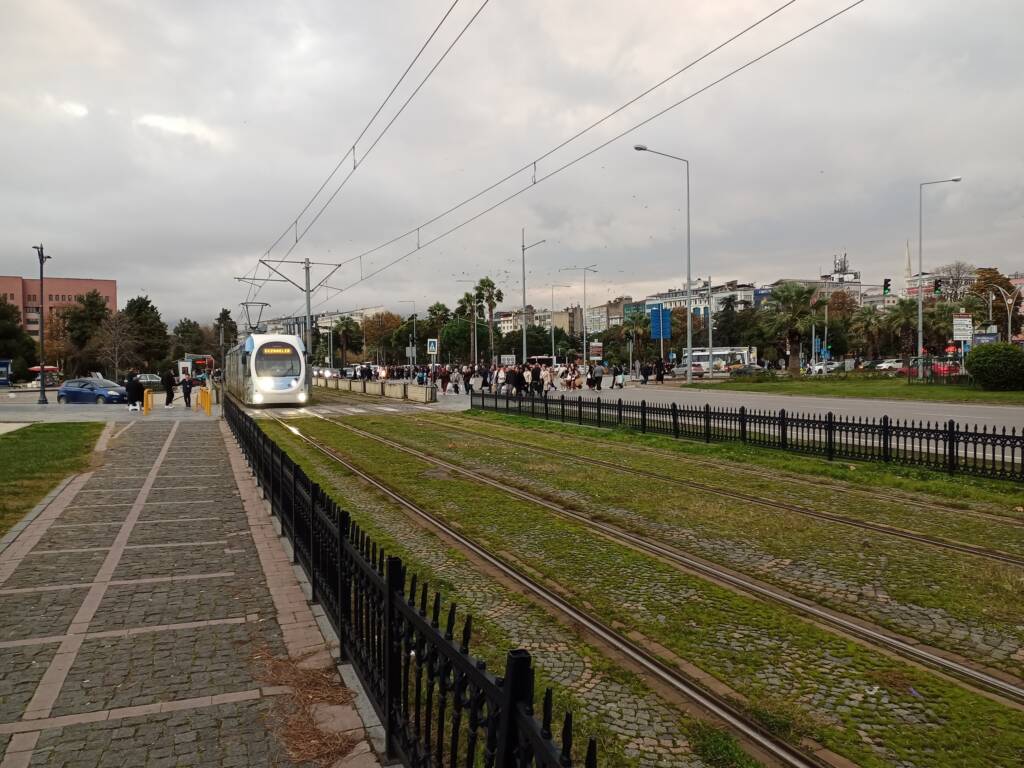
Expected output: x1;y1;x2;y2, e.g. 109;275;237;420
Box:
677;346;758;373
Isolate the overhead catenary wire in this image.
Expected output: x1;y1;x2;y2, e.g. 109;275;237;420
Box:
304;0;867;314
245;1;489;305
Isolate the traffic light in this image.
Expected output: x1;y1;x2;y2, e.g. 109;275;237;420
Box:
933;278;943;296
882;278;891;295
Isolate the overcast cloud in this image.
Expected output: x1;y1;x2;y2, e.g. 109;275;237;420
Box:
2;0;1021;327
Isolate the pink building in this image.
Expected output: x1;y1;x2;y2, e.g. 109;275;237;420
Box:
0;275;117;340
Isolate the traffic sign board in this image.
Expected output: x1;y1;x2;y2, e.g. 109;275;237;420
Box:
952;314;973;342
426;338;439;355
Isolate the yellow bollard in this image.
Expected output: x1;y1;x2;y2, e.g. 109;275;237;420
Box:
204;388;212;416
143;388;152;415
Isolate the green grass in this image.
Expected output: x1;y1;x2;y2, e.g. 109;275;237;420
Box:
272;416;1024;768
0;422;102;536
688;375;1024;404
261;419;758;768
460;409;1024;513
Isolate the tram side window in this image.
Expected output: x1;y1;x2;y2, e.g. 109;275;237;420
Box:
254;345;301;377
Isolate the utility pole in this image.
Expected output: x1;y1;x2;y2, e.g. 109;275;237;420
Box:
560;265;597;363
521;228;546;364
32;244;51;404
707;276;713;376
303;258;313;390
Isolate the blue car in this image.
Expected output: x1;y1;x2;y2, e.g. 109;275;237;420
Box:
57;378;128;405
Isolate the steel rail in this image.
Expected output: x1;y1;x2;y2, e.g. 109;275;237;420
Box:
307;412;1024;707
265;411;829;768
406;413;1024;567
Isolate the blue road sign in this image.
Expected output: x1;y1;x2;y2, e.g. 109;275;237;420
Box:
650;307;672;340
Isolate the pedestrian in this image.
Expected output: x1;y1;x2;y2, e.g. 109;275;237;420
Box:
162;368;176;409
594;361;605;390
126;371;144;412
181;376;193;408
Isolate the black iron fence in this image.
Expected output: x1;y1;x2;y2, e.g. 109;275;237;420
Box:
470;391;1023;482
225;398;597;768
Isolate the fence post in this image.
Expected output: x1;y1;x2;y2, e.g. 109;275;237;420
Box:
671;402;679;438
739;406;747;443
338;509;351;645
495;649;534;768
560;394;565;422
779;408;788;450
881;415;891;462
947;419;957;475
596;397;602;427
577;396;583;425
383;556;406;760
826;412;835;461
617;398;623;426
543;393;549;420
641;400;647;433
289;468;298;564
704;403;711;443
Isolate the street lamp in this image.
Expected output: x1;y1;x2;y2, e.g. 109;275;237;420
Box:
986;283;1022;344
634;144;693;383
560;266;597;364
521;228;546;364
918;176;962;379
32;244;51;404
548;283;570;360
399;300;417;369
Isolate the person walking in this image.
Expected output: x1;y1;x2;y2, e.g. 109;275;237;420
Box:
126;371;144;412
181;376;193;408
162;368;176;409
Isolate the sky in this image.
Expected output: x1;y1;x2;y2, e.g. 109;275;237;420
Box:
1;0;1022;329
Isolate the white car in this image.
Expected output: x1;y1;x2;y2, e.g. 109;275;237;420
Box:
809;361;842;374
875;359;902;371
669;363;705;379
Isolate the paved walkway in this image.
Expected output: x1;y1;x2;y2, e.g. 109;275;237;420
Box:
0;419;377;767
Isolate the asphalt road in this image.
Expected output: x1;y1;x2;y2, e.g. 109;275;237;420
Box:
566;383;1024;431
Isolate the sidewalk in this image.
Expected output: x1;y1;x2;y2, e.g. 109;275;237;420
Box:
0;419;377;767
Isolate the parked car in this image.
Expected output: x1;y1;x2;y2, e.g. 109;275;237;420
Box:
875;359;902;371
809;361;842;375
729;364;766;377
669;362;705;379
57;378;127;404
136;373;161;388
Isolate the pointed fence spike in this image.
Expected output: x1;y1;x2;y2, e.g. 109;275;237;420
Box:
585;738;598;768
560;711;574;766
408;574;418;604
542;689;553;739
420;583;429;615
460;615;472;654
445;603;456;640
431;591;442;627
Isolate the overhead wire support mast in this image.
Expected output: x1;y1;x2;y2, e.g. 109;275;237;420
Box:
309;0;868;309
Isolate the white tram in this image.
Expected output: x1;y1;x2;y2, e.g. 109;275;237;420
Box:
225;334;309;406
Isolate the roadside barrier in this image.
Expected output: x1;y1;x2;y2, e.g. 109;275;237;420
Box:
471;391;1023;482
142;388;153;415
224;397;597;768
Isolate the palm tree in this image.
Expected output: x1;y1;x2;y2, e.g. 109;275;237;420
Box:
764;282;819;374
474;277;503;364
333;315;361;366
850;305;883;360
884;298;921;368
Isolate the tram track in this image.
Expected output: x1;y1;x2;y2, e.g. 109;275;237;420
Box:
263;412;830;768
406;414;1024;567
296;410;1024;709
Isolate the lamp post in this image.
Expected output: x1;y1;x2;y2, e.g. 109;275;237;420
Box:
400;300;417;368
634;145;693;383
560;266;598;364
918;176;962;378
32;244;51;404
521;228;546;364
548;283;570;360
987;284;1022;344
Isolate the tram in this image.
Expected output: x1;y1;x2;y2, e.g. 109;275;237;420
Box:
225;334;309;406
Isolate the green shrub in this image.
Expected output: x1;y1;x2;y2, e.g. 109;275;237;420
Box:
964;343;1024;390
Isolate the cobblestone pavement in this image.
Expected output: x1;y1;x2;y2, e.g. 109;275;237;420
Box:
0;420;375;768
266;424;707;768
356;416;1024;679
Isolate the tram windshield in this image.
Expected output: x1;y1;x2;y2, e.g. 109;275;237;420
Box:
254;343;301;377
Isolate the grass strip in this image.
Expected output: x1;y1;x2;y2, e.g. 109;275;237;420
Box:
0;422;102;537
686;377;1024;405
459;409;1024;516
262;420;758;768
345;415;1024;679
288;417;1024;768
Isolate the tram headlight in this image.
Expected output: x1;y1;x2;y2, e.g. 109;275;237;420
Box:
253;392;264;404
297;392;308;403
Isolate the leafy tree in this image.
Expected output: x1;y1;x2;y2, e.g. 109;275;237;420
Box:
971;267;1021;339
91;311;140;381
332;316;363;366
965;342;1024;390
212;308;238;350
763;282;819;374
43;308;72;375
474;277;503;364
426;302;451;326
884;298;922;367
826;290;858;321
171;318;204;360
123;296;169;372
64;290;111;372
0;297;37;380
361;311;402;363
850;306;884;359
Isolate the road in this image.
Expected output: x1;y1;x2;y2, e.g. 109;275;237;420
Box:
563;383;1024;431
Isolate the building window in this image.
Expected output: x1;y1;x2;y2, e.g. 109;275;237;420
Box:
48;294;53;301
